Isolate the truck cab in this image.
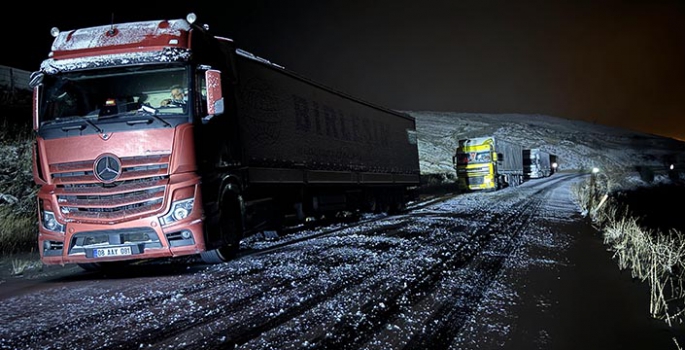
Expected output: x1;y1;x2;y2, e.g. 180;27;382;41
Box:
30;15;229;267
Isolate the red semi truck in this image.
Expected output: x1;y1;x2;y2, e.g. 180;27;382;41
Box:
29;13;420;269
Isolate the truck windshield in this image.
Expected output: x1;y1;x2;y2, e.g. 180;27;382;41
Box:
38;66;190;126
456;151;491;165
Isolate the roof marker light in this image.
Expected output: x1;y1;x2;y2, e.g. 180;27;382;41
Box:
50;27;60;38
186;13;197;24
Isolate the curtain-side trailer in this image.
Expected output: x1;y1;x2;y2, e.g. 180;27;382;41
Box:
523;148;552;179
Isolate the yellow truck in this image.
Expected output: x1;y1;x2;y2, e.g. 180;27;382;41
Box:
453;137;524;191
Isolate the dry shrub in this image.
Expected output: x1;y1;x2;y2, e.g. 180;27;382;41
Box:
570;180;592;213
589;184;685;326
0;121;38;255
11;257;42;276
0;206;37;254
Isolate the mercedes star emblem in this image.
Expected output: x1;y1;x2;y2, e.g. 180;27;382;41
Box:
94;154;122;183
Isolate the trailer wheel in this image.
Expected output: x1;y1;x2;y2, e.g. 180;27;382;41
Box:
389;198;406;215
386;190;406;215
363;192;378;213
377;194;392;214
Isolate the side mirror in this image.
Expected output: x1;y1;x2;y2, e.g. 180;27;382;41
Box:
205;69;224;118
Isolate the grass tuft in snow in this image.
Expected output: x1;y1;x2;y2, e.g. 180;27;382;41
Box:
11;256;42;276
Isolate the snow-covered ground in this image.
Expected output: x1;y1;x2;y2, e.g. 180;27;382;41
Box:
1;112;684;349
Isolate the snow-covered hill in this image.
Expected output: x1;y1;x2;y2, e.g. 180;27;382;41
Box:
408;111;685;176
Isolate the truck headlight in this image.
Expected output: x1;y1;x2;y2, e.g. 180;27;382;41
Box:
160;198;194;226
41;210;65;233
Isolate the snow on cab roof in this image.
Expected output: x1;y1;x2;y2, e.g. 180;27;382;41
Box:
41;19;192;74
52;19;191;52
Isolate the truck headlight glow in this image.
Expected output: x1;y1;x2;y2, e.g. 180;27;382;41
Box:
41;210;65;233
160;198;194;226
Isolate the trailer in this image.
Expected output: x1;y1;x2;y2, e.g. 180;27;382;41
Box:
523;148;552;179
453;136;524;191
29;13;420;268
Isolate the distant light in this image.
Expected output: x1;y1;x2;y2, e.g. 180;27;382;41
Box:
50;27;60;38
592;167;600;174
670;164;675;170
186;13;197;24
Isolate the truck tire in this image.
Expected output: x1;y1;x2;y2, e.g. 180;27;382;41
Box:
387;189;406;214
378;196;391;214
201;191;242;264
363;191;378;213
200;247;233;264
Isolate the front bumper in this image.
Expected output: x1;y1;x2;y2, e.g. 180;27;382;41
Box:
38;216;205;265
37;179;206;266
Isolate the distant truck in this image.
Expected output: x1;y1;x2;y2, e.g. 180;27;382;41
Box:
453;137;524;191
523;148;552;179
29;13;420;269
550;154;559;174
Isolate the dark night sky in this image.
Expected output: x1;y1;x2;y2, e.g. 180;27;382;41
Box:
5;0;685;140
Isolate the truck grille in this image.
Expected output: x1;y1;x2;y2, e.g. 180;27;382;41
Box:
56;177;167;221
50;154;171;222
467;177;484;185
49;154;170;184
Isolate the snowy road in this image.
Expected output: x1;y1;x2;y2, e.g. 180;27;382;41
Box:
0;173;586;350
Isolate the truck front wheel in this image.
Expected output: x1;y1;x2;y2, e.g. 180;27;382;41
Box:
201;192;243;264
200;246;234;264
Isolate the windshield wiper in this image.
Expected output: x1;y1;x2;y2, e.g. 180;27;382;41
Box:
137;104;172;128
97;105;171;128
81;116;104;134
57;115;105;135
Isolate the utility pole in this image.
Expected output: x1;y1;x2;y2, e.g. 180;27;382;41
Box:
590;167;600;210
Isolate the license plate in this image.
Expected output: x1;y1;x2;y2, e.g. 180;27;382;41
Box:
93;246;132;258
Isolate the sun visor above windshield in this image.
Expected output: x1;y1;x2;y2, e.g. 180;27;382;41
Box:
49;19;192;61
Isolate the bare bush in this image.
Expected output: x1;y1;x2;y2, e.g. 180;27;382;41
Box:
0;206;37;254
0;122;37;255
570;180;592;213
11;256;42;276
577;171;685;326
